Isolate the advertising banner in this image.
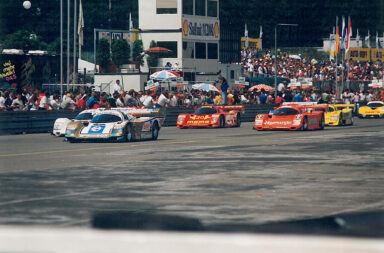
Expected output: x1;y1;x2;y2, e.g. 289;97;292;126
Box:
182;17;220;41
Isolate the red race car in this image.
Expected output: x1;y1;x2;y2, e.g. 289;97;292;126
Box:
253;104;325;131
177;105;244;128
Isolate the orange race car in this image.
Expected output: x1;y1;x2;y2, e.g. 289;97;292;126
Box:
177;105;244;128
253;104;325;131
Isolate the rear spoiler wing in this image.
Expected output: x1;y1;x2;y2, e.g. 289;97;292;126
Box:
202;105;245;114
283;102;318;106
333;104;355;112
300;104;328;112
113;107;166;118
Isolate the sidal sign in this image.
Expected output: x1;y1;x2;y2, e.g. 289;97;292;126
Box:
182;17;220;41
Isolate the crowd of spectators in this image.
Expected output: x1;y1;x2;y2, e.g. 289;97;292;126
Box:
241;49;384;82
1;83;383;112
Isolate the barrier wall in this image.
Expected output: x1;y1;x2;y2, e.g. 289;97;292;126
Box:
0;104;276;135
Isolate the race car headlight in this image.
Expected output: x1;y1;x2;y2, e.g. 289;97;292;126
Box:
177;115;186;123
112;128;123;136
380;108;384;111
255;119;263;125
331;115;339;121
293;119;301;125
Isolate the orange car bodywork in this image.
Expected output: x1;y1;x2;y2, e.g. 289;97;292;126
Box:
253;105;324;131
177;105;244;128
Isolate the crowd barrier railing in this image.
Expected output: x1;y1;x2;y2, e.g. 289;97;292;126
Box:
0;104;276;135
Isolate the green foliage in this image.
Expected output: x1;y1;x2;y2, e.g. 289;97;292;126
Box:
1;30;46;51
111;38;130;68
96;38;110;72
132;39;144;66
146;40;159;69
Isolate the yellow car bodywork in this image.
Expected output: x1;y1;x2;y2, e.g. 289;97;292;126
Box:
358;102;384;118
324;104;354;126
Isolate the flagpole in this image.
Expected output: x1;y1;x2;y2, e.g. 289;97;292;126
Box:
73;0;77;84
357;29;360;63
335;17;338;100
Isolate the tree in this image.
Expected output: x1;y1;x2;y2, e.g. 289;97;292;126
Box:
132;39;144;66
111;38;130;68
146;40;158;69
96;38;110;73
1;30;46;51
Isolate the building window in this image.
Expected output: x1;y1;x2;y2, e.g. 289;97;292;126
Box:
157;41;178;58
195;42;206;59
195;0;206;16
207;43;218;59
207;0;218;17
157;0;177;14
183;41;194;58
230;70;235;80
182;0;193;15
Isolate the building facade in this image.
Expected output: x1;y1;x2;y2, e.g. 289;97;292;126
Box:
139;0;220;81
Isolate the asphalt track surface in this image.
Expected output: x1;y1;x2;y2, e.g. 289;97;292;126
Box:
0;118;383;227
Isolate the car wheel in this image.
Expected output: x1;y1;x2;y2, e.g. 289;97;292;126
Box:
338;115;343;126
350;117;354;125
125;125;134;142
319;115;325;130
219;116;225;128
152;122;159;140
302;117;308;131
236;113;241;127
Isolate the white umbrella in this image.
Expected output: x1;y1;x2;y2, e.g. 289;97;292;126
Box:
192;83;221;92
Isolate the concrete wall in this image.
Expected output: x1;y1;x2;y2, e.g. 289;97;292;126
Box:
139;0;182;30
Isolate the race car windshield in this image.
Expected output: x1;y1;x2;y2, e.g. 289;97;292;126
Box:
194;108;217;115
368;102;383;108
75;113;93;121
273;107;299;116
91;114;122;123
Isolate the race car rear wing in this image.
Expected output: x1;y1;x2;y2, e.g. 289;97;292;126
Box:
283;102;318;106
300;104;328;113
112;107;166;118
333;104;355;112
202;105;245;114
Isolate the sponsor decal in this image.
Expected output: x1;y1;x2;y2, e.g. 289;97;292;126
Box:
264;121;291;126
142;122;151;131
214;22;220;38
88;125;105;133
183;19;189;36
189;115;211;120
187;120;210;125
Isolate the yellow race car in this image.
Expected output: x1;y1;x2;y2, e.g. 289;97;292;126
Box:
325;104;354;126
358;101;384;118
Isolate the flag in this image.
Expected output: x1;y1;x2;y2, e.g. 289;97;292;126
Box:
244;24;249;49
376;31;379;50
335;26;340;55
356;29;360;47
345;17;352;53
365;30;370;48
259;25;263;50
341;16;347;49
329;33;336;58
77;0;84;59
380;32;384;48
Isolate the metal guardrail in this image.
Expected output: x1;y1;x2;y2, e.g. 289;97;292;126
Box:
0;105;276;135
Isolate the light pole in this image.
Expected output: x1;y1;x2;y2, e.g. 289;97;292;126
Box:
60;0;63;99
274;24;298;99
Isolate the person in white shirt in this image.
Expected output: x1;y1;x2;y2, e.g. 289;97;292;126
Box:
0;92;6;111
143;93;155;108
113;80;122;94
366;91;374;102
169;93;178;107
157;91;169;107
11;93;24;111
50;94;61;110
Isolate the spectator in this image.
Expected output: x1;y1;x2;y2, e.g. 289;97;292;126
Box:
11;93;24;111
61;92;76;111
113;80;122;94
157;90;169;108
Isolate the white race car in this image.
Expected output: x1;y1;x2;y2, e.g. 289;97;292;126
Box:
52;109;98;137
65;109;164;143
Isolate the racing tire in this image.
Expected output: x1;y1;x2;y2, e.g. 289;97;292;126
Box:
302;117;308;131
236;113;241;127
319;115;325;130
124;125;134;142
152;122;160;140
219;116;225;128
67;138;78;143
350;117;354;126
338;115;343;126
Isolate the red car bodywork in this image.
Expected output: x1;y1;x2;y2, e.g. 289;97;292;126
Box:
253;105;324;131
177;105;244;128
